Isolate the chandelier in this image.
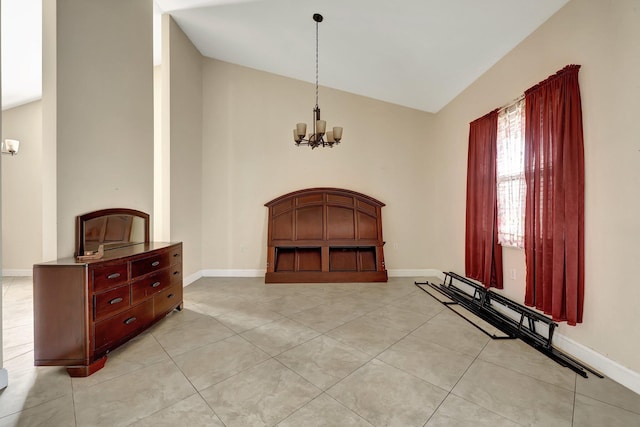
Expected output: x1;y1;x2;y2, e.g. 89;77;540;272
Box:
293;13;343;148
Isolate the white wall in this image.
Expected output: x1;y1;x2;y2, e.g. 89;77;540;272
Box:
153;66;163;241
0;17;4;386
44;0;155;258
1;101;43;272
165;16;203;279
200;58;436;274
433;0;640;374
41;0;57;263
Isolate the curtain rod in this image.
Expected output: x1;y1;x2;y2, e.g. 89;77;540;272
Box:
498;94;525;112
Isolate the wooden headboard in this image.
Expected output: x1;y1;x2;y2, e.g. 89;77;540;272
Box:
264;188;387;283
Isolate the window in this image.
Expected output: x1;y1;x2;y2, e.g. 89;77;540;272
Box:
496;98;525;248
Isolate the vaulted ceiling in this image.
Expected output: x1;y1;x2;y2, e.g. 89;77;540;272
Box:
2;0;569;112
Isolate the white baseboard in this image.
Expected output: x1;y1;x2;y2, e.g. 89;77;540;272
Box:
199;269;445;279
388;269;444;278
2;269;32;277
553;332;640;395
201;269;265;278
0;368;7;389
183;270;203;286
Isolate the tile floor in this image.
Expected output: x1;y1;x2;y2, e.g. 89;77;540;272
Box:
1;276;639;426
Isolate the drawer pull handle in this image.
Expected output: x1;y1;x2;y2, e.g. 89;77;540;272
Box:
173;253;179;257
167;293;174;299
107;273;121;280
109;297;123;305
151;281;161;288
124;317;137;325
151;261;160;267
173;271;179;275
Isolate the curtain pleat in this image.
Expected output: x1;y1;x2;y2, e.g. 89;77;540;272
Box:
465;110;503;289
524;65;585;325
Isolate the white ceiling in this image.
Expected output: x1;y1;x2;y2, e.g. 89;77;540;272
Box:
2;0;569;112
2;0;42;110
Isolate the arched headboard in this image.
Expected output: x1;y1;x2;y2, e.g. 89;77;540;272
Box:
264;188;388;283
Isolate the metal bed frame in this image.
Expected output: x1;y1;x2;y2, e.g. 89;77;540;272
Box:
415;272;602;378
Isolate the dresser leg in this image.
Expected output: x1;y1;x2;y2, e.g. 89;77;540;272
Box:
66;356;108;377
176;303;184;311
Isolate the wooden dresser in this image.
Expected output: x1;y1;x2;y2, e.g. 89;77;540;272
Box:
33;208;183;377
33;242;183;376
265;188;388;283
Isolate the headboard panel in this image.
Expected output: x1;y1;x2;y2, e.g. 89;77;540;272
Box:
264;188;387;283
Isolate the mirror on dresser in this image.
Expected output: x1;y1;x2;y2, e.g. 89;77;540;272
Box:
76;208;149;256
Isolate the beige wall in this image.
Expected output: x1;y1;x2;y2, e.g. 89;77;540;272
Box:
44;0;155;258
0;17;3;378
165;16;203;278
433;0;640;373
1;101;43;270
41;0;57;262
201;58;436;273
153;66;163;240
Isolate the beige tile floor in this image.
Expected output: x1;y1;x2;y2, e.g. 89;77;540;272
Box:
1;276;639;426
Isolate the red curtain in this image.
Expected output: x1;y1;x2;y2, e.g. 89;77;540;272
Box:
524;65;584;325
465;110;503;289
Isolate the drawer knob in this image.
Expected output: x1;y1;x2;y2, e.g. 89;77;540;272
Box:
173;253;179;257
107;273;121;280
167;293;174;299
109;297;123;305
151;261;160;267
124;317;137;325
151;281;161;288
173;271;179;276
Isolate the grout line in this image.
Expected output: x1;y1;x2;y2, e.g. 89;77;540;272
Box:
423;338;488;425
322;391;377;426
571;374;577;426
149;331;229;426
70;368;78;427
0;393;74;424
421;338;529;426
475;352;577;393
573;386;640;417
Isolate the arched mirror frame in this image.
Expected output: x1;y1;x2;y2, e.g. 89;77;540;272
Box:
75;208;150;256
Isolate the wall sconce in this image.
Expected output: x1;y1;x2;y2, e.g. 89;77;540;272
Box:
1;139;20;156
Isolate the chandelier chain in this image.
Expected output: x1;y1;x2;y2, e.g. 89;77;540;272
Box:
315;18;319;108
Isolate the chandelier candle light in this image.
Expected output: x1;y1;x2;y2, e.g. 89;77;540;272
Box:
293;13;343;148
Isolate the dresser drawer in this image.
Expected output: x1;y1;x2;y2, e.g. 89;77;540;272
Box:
169;266;182;286
94;300;154;351
94;284;131;322
131;252;171;278
169;245;182;266
154;283;183;316
131;270;171;304
91;263;128;293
